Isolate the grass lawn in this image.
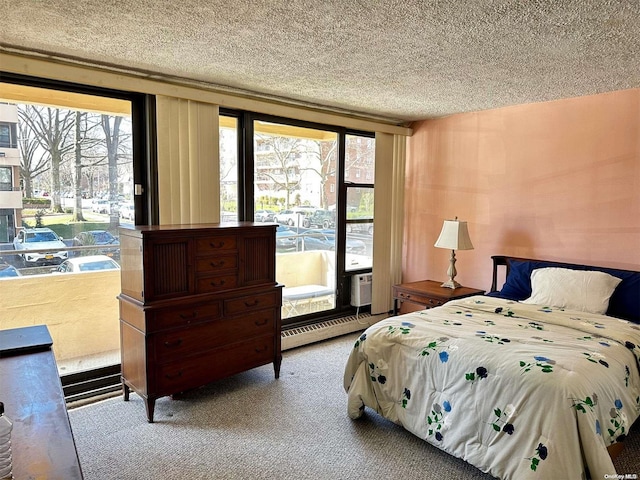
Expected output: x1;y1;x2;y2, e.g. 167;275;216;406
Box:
22;212;118;239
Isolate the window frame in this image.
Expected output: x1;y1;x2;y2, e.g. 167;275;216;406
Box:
220;108;374;325
0;166;12;191
0;122;18;148
0;72;155;393
0;71;156;225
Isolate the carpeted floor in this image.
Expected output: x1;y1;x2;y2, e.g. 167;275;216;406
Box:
68;332;639;480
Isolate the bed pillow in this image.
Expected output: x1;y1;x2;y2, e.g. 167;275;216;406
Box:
497;260;539;300
522;267;622;314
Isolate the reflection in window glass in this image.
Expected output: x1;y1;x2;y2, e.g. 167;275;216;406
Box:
345;134;375;183
0;122;18;148
346;187;374;220
219;115;238;221
0;166;11;191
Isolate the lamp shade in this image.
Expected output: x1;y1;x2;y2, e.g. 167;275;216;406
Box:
434;219;474;251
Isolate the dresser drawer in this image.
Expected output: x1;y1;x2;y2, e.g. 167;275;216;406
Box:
195;274;238;294
151;301;222;331
155;335;275;394
196;236;237;254
224;290;279;315
153;309;276;363
195;254;238;274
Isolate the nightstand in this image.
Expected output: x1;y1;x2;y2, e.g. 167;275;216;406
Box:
392;280;485;315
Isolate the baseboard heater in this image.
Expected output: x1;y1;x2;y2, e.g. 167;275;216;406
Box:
62;364;122;404
281;313;371;351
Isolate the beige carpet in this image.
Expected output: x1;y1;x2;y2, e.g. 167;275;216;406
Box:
68;332;639;479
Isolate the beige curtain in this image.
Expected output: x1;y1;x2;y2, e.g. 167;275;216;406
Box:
156;96;220;224
371;133;406;315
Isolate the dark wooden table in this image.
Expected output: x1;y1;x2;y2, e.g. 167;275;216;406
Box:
0;325;84;480
393;280;485;315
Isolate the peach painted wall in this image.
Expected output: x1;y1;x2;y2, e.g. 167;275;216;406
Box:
404;88;640;292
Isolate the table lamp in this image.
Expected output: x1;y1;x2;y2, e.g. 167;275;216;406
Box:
434;217;474;289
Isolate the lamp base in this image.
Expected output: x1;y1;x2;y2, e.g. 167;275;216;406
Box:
440;279;462;289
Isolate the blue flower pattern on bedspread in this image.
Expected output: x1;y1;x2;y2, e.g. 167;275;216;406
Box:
345;295;640;480
427;401;452;442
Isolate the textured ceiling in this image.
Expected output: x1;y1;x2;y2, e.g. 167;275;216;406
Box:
1;1;639;124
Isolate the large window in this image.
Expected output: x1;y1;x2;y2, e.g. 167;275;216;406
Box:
344;134;375;272
218;111;375;324
0;76;149;379
253;120;339;320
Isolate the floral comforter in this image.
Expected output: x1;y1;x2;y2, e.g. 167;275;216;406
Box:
343;296;640;479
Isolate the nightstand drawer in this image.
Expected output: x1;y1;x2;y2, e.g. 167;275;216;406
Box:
395;291;443;307
426;297;445;307
392;280;485;315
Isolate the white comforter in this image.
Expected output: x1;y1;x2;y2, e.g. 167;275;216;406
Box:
343;296;640;479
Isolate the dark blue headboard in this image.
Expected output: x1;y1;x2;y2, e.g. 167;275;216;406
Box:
489;255;640;323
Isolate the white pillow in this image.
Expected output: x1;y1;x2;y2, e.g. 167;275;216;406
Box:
522;267;622;314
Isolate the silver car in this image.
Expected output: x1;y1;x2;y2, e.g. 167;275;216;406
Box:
13;227;68;265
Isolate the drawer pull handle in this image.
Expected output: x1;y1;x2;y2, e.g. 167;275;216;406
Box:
254;346;268;353
210;260;225;268
244;300;260;307
209;241;225;248
165;370;183;379
210;280;226;287
164;339;183;348
254;318;268;326
179;311;198;319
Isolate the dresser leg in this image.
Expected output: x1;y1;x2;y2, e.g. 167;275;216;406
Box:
273;355;282;379
122;378;130;401
144;398;156;423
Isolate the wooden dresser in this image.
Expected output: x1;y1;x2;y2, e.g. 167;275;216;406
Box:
118;222;282;422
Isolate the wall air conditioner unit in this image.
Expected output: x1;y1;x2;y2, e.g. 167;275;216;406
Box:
351;273;372;307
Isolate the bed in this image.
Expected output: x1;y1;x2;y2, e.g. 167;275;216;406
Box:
343;255;640;479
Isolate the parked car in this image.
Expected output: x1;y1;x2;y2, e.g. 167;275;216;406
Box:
297;232;334;251
318;229;367;255
274;207;316;226
0;263;20;278
302;209;335;229
13;227;68;266
273;209;297;226
255;209;276;222
55;255;120;273
91;199;110;214
346;221;374;235
72;230;120;259
119;203;135;221
275;226;298;252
